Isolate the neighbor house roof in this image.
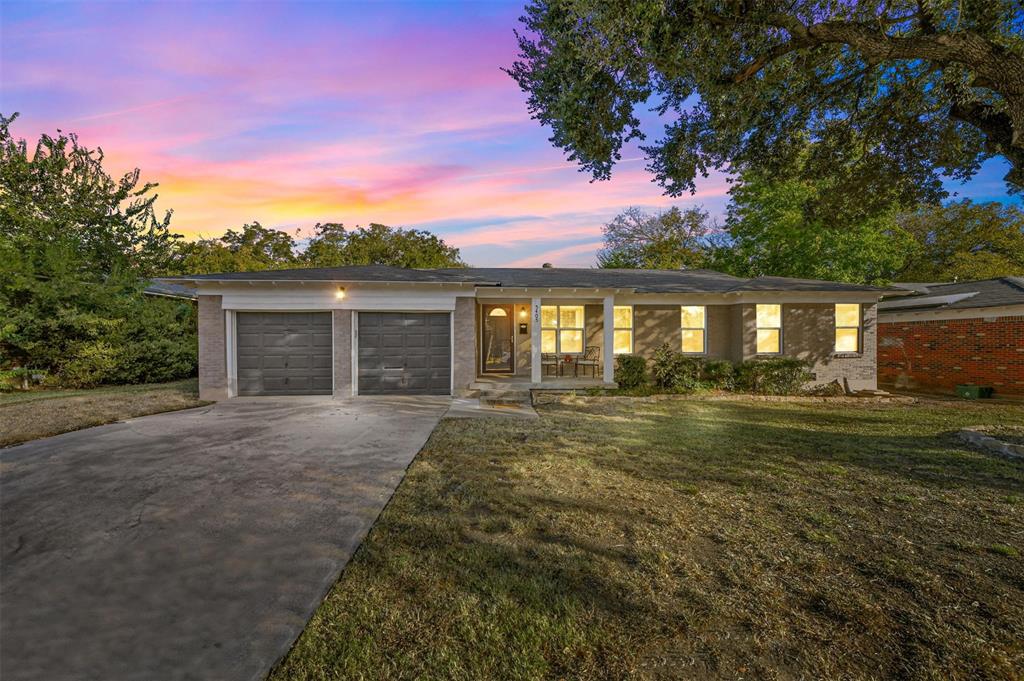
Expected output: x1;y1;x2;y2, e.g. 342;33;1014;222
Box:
162;265;886;294
879;277;1024;312
143;281;197;300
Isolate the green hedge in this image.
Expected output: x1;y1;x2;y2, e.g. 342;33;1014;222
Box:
734;358;813;395
614;354;648;389
2;278;198;389
634;344;812;395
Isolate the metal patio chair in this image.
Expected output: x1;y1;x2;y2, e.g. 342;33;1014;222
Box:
576;345;601;378
541;353;560;377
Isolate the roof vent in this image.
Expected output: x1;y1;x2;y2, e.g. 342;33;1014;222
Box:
542;262;553;268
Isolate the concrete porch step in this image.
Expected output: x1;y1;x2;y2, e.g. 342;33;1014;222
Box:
479;389;532;405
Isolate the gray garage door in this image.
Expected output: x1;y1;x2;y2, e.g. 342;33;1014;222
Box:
358;312;451;395
236;312;332;396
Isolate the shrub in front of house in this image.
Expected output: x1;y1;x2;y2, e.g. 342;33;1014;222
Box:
614;354;648;389
734;358;813;395
702;359;736;390
651;343;705;392
620;349;810;396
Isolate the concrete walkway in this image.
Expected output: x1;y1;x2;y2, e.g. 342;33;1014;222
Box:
0;396;449;681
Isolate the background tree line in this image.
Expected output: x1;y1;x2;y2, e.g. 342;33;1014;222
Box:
0;115;464;388
512;0;1024;282
598;146;1024;284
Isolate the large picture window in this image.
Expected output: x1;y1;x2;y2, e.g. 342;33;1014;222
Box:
835;303;861;353
755;304;782;354
613;305;633;354
680;306;706;354
541;305;585;354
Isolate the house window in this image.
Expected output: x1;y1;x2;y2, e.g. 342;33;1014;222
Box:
541;305;585;354
680;306;706;354
755;304;782;354
613;305;633;354
835;303;861;353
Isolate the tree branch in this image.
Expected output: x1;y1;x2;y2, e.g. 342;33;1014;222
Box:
732;39;808;83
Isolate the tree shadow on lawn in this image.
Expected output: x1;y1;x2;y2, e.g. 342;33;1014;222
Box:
542;401;1024;497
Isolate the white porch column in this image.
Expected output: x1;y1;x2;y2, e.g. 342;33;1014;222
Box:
603;295;615;384
531;297;542;383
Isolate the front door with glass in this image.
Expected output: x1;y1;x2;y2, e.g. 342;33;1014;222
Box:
481;305;514;373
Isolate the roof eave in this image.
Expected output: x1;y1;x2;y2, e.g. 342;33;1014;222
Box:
158;277;502;286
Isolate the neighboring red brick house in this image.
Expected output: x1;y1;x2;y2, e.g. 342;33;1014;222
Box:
877;278;1024;396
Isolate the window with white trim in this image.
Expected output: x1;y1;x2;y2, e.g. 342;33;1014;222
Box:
835;303;861;353
755;304;782;354
541;305;584;354
613;305;633;354
680;306;706;354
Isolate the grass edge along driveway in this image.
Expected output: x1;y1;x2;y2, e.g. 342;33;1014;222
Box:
272;397;1024;681
0;379;208;447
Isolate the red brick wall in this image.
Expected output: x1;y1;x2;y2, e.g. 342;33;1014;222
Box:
877;315;1024;396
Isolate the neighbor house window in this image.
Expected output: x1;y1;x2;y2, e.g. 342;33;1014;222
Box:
541;305;585;354
613;306;633;354
680;306;706;354
755;304;782;354
835;303;861;353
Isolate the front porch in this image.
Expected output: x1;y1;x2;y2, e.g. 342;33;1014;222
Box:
470;375;617;391
476;297;621;387
469;374;616;406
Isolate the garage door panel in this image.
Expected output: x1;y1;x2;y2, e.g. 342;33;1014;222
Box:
358;312;451;395
284;355;311;369
404;355;428;370
257;354;286;369
235;312;332;396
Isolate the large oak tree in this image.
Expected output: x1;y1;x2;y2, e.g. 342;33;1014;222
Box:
507;0;1024;196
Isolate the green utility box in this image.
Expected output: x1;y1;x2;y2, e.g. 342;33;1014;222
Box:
956;384;994;399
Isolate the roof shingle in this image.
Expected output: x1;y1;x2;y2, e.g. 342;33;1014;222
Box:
879;277;1024;312
163;266;886;294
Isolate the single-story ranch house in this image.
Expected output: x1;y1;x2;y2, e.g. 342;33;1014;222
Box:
878;277;1024;396
162;266;887;400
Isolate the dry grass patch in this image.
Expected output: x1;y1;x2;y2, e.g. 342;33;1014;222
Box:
273;398;1024;681
0;379;206;447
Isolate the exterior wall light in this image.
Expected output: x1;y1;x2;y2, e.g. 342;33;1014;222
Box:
335;286;346;299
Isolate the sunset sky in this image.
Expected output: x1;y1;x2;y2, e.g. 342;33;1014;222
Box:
1;1;1017;267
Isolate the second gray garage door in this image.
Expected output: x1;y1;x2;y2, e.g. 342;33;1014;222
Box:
358;312;451;395
236;312;332;396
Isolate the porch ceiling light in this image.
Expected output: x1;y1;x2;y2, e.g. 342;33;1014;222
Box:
335;286;346;299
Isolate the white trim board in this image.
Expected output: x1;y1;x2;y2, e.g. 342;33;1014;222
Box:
879;304;1024;323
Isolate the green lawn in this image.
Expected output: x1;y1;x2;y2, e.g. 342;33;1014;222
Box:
272;397;1024;681
0;379;207;447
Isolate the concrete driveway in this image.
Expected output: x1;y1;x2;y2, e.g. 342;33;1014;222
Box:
0;396;449;681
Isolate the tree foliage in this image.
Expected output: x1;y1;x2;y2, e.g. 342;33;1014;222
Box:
0;114;195;386
507;0;1024;199
167;222;465;274
302;222;465;268
713;164;917;284
166;222;298;275
897;200;1024;281
597;206;715;268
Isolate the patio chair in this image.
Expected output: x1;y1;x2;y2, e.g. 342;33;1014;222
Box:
541;353;560;377
576;345;601;378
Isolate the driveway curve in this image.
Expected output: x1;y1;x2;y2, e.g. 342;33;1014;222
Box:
0;396;449;681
